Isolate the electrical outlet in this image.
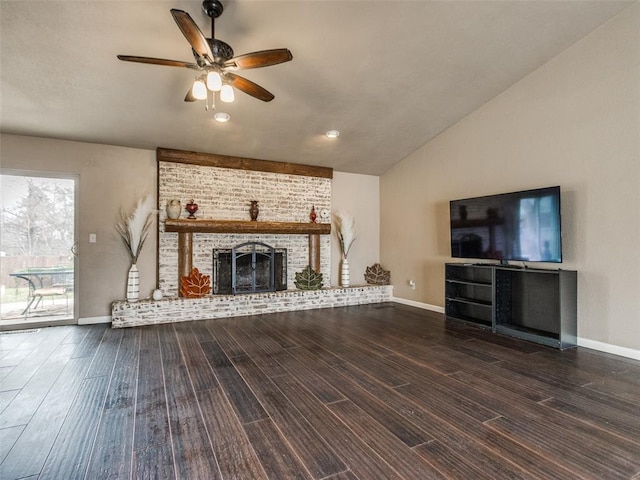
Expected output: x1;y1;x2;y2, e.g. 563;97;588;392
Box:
409;280;415;290
89;233;97;243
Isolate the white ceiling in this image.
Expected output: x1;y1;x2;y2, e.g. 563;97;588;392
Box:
0;1;634;175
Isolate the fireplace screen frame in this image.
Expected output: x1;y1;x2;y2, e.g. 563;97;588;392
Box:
213;242;287;295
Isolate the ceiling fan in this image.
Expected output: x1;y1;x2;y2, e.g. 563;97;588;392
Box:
117;0;292;107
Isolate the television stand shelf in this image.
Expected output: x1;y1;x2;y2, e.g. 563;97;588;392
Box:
445;263;577;349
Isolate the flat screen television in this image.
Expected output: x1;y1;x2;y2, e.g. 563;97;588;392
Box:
450;186;562;263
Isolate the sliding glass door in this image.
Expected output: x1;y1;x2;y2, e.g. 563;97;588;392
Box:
0;173;77;327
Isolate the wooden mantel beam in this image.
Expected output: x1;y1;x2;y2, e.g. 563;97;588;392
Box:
165;219;331;235
157;147;333;179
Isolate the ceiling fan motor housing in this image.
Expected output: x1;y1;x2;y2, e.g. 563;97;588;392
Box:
208;38;234;62
193;39;233;65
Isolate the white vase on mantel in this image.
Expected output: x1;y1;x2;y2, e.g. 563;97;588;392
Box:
127;263;140;302
341;257;350;288
166;199;181;220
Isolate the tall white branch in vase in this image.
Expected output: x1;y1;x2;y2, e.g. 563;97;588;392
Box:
334;211;357;287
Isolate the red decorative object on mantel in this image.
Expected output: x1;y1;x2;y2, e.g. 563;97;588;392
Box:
310;205;317;223
180;268;211;297
249;200;259;221
185;199;198;219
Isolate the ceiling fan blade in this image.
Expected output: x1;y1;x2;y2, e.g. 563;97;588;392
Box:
184;88;197;102
170;9;214;63
117;55;198;69
224;73;275;102
223;49;293;70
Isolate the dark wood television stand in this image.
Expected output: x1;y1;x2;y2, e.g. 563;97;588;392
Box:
445;263;577;349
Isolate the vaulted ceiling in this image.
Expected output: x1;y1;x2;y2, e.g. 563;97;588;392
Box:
0;1;634;175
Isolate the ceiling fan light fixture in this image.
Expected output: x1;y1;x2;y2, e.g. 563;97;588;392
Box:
117;2;293;105
326;130;340;139
206;71;222;91
192;78;207;100
214;112;231;123
220;84;235;103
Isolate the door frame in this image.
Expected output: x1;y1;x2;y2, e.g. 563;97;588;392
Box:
0;169;79;326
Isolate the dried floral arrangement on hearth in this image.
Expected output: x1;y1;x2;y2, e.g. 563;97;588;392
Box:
116;195;155;264
333;211;357;260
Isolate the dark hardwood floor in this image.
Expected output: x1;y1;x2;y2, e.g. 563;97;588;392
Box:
1;303;639;479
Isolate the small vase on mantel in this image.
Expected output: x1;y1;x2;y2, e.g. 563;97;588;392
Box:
341;257;350;288
185;199;198;219
166;199;181;219
249;200;259;221
127;263;140;302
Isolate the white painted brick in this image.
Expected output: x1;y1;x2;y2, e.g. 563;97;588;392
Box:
159;161;332;296
112;285;393;328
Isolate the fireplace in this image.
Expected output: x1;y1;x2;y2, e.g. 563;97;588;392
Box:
158;150;332;296
213;242;287;294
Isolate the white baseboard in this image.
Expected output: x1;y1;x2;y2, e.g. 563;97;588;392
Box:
391;298;640;361
391;296;445;314
577;337;640;361
78;315;111;325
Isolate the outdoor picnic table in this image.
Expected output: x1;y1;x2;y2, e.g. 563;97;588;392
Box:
9;266;74;314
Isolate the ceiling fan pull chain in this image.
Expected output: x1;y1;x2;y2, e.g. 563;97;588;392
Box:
209;90;216;112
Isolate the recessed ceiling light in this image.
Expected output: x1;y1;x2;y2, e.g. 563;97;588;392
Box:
325;130;340;139
214;112;231;123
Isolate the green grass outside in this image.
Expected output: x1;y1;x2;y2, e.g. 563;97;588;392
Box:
1;287;30;303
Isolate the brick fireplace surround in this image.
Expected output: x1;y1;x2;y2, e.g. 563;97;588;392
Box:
111;148;391;328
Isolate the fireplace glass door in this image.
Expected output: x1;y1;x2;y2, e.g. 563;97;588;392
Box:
213;243;286;294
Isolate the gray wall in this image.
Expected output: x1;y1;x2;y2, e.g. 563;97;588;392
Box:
381;4;640;352
1;135;157;321
1;135;381;321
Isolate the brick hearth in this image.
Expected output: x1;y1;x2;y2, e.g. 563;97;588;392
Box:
112;285;393;328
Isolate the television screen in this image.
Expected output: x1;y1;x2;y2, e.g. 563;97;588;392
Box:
450;186;562;263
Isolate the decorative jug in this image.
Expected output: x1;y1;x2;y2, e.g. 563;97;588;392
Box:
166;199;181;219
249;200;259;221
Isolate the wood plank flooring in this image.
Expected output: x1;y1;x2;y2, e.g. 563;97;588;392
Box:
1;303;640;479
